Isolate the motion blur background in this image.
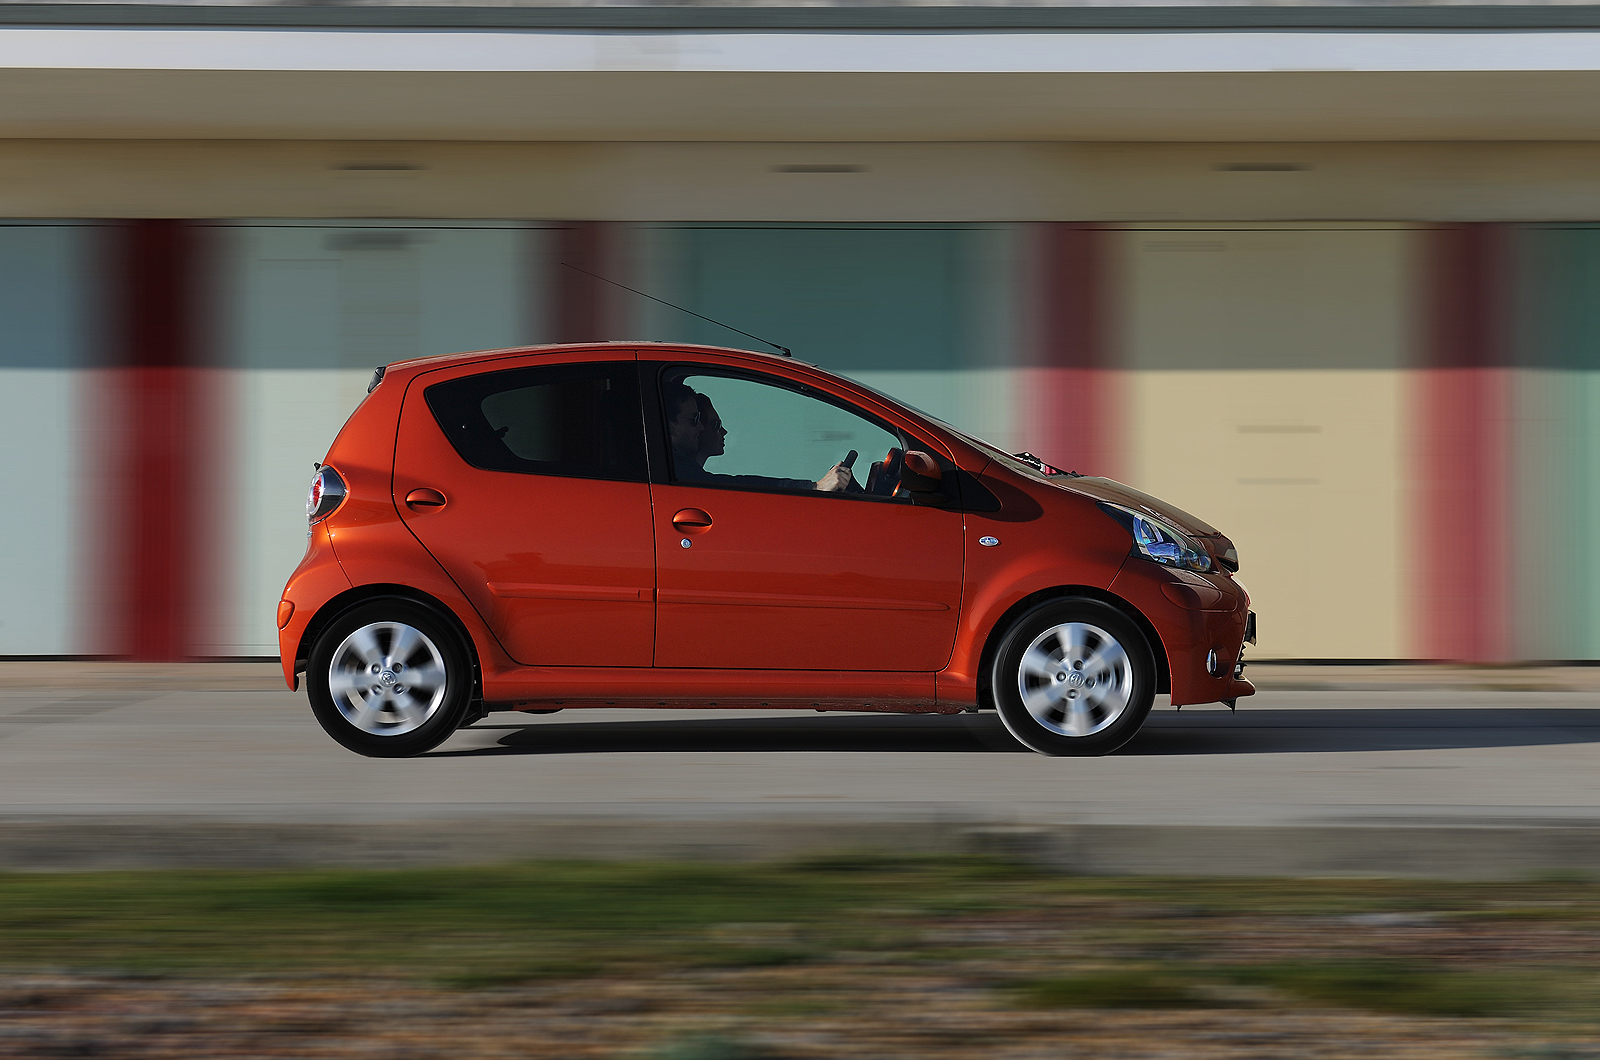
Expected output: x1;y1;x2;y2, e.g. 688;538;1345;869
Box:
1;0;1593;665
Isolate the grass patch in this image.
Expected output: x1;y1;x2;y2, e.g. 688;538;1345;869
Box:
0;856;1598;1025
1016;969;1204;1009
651;1034;771;1060
744;995;846;1017
1223;960;1541;1018
0;858;1005;981
690;946;816;969
433;958;605;990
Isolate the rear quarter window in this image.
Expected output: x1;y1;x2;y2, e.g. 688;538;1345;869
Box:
423;361;646;481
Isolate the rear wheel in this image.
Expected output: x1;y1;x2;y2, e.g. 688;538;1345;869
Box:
990;598;1156;757
307;600;471;758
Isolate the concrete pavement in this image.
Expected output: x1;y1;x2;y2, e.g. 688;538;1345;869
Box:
1;662;1597;877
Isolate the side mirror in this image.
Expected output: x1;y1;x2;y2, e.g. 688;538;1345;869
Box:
900;450;943;493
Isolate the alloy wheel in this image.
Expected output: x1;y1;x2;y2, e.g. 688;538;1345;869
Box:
327;621;449;736
1015;621;1134;738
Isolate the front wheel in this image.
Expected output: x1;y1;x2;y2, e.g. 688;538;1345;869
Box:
990;598;1156;757
307;600;471;758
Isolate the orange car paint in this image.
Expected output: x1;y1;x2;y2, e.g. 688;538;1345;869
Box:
394;350;657;668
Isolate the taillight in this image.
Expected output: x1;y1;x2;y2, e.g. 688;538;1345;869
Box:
307;465;347;525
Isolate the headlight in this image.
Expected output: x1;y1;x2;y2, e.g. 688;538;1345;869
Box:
1096;501;1212;573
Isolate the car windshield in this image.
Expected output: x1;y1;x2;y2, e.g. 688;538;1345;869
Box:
834;372;984;442
836;372;1066;480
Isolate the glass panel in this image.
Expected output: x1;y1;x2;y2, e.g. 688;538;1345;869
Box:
426;362;645;481
664;369;909;498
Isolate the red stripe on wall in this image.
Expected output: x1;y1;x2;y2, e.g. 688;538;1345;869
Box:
1026;223;1120;478
1414;224;1511;662
555;222;608;342
101;220;218;661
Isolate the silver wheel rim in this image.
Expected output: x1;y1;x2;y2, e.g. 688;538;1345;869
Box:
327;622;448;736
1016;621;1134;738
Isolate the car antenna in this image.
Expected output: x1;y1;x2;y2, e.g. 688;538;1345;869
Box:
560;262;792;357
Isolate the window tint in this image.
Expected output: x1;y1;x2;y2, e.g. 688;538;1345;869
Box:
425;361;646;481
661;368;913;499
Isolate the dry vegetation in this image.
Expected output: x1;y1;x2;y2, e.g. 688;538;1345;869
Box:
3;857;1599;1058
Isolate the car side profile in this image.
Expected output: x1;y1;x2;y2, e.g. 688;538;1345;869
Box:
278;342;1256;758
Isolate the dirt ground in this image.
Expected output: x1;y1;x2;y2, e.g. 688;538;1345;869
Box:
3;969;1596;1060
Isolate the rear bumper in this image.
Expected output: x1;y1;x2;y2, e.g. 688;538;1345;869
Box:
277;523;351;691
1110;561;1256;707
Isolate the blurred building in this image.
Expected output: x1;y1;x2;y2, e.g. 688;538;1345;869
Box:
2;1;1598;662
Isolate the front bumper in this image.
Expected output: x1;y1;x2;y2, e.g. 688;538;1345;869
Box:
1109;561;1256;707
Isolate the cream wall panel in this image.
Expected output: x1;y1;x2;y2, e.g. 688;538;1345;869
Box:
5;141;1600;223
1119;228;1412;660
11;60;1600;143
596;144;1047;223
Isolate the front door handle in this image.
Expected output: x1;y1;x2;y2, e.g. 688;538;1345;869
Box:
671;508;713;533
405;488;447;509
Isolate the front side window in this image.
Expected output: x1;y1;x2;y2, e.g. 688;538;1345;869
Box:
661;368;913;498
425;361;646;481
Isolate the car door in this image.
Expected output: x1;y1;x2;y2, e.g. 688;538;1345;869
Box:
649;363;965;671
393;354;656;667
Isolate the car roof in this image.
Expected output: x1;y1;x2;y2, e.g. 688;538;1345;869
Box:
385;341;803;374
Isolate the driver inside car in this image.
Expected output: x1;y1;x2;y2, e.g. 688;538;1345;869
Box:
666;382;852;492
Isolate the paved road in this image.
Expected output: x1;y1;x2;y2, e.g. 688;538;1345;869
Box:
2;664;1598;876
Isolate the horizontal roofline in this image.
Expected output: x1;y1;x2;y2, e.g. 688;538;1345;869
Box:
388;341;788;371
9;4;1600;31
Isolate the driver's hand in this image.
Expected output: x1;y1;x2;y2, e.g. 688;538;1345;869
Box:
815;464;851;492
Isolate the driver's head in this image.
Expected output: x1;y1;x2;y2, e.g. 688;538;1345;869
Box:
695;393;726;461
664;380;701;464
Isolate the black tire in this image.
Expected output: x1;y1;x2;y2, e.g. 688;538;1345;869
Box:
989;597;1156;757
307;599;472;758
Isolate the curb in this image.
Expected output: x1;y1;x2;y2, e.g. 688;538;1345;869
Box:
3;817;1598;879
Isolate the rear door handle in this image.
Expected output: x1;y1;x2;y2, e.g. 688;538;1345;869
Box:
671;508;712;533
405;488;447;509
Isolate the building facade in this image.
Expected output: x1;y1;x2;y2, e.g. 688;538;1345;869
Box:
3;4;1599;662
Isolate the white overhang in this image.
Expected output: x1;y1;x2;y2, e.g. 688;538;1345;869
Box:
5;8;1600;140
8;26;1600;73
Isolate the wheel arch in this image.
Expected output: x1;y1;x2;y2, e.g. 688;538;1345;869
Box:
975;585;1171;709
296;584;483;704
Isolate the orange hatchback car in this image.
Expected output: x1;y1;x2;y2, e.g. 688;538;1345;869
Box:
279;343;1255;758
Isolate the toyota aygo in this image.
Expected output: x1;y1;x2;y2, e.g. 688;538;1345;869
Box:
279;343;1256;758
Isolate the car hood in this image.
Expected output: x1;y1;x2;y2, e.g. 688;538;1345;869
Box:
1053;476;1221;539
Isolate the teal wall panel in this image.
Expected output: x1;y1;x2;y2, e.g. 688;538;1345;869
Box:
668;224;967;371
0;223;95;654
1512;226;1600;660
215;221;540;655
642;223;1033;453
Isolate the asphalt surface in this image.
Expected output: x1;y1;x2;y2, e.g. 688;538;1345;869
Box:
2;663;1598;876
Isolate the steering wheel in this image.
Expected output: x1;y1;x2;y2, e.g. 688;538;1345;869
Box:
865;447;904;497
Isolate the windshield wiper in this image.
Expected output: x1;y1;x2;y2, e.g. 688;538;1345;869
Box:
1012;452;1080;477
